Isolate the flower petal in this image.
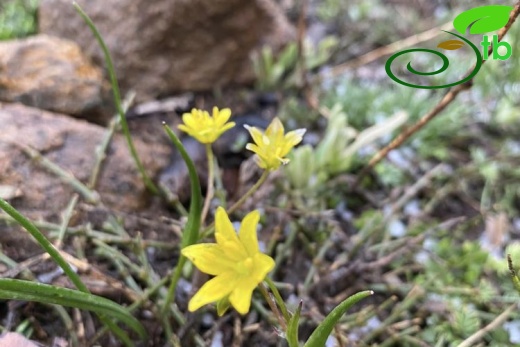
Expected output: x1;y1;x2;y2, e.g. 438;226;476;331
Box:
182;111;198;129
265;117;284;143
239;210;260;256
251;253;275;282
244;125;265;146
181;244;234;276
281;128;306;155
215;107;232;127
178;124;193;134
229;279;257;315
215;122;236;137
215;207;240;246
245;143;261;155
188;272;238;312
215;207;248;260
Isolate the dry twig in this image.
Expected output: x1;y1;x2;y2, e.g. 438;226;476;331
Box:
456;304;516;347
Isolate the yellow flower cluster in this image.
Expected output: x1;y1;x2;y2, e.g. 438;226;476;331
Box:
179;109;306;315
178;107;235;144
179;108;305;171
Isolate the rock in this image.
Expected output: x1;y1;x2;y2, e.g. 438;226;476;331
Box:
0;102;171;219
39;0;295;101
0;333;39;347
0;35;107;123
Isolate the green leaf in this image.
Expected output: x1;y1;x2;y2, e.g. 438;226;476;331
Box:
303;290;373;347
287;301;303;347
162;124;202;247
0;279;146;339
73;2;159;195
437;39;465;50
161;124;203;316
0;198;139;345
453;5;513;35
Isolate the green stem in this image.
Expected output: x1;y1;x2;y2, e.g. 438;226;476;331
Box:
264;277;290;323
201;144;215;224
227;170;269;215
199;170;270;239
162;256;186;316
89;92;135;189
73;2;159;195
259;283;287;331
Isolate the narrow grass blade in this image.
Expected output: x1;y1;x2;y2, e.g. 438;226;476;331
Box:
0;279;146;339
162;124;202;247
162;124;202;316
0;198;86;292
0;198;143;344
287;301;302;347
73;2;158;195
303;290;373;347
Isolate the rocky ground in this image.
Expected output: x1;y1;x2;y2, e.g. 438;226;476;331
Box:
1;0;520;346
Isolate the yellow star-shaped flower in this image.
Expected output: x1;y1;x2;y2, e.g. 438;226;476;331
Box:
181;207;275;315
244;117;306;170
178;107;235;144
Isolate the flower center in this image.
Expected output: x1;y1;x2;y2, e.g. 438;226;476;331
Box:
235;257;254;276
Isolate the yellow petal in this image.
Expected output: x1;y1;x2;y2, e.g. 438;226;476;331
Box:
181;244;234;276
178;124;193;134
245;143;261;155
281;128;306;155
188;272;238;312
216;122;236;137
265;118;284;143
253;155;268;170
239;210;260;256
214;107;232;127
244;125;264;146
201;110;212;123
215;207;248;260
252;253;275;282
229;279;257;315
182;112;198;129
215;207;240;246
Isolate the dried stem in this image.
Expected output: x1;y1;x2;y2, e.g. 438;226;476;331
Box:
457;304;516;347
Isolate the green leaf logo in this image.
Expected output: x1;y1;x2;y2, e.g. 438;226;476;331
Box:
437;39;465;50
453;5;513;35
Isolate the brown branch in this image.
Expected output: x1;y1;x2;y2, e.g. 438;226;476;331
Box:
457;304;516;347
356;1;520;185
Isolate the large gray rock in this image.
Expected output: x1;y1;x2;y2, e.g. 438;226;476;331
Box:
0;35;106;122
39;0;295;101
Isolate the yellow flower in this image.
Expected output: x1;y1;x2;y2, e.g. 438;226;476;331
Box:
178;107;235;144
181;207;275;315
244;117;306;170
